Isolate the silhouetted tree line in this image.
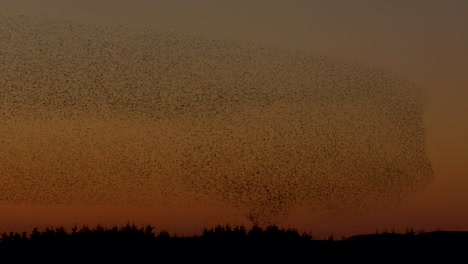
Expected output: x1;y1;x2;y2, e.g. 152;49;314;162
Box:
0;223;313;248
0;223;467;260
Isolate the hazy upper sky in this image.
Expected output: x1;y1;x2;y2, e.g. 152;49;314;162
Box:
0;0;466;238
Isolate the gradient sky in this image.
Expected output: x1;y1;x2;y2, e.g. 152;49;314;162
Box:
0;0;467;238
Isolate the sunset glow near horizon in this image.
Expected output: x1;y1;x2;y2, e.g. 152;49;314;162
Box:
0;1;466;239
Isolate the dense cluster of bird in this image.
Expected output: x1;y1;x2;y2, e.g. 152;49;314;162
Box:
0;14;433;224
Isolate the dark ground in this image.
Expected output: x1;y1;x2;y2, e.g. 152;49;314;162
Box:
1;224;467;261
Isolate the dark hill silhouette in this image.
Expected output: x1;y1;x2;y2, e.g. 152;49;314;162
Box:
0;224;467;261
346;230;468;242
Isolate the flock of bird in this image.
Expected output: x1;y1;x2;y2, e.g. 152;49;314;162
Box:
0;13;433;224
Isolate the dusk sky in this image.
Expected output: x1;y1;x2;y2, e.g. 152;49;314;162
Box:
0;0;466;239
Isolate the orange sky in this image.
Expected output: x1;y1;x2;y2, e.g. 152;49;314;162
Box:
0;0;466;239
